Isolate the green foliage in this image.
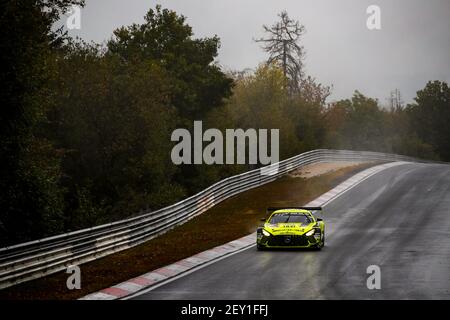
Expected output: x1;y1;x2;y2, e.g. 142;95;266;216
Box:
324;92;385;151
0;0;84;244
407;81;450;160
0;4;231;244
107;5;233;119
45;6;234;231
209;64;330;160
0;4;446;246
48;40;187;228
323;90;438;159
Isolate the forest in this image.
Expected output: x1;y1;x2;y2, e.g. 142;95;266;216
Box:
1;1;449;245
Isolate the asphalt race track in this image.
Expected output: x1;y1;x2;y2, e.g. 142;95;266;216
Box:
132;163;450;299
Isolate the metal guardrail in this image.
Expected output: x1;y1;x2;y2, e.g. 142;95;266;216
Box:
0;149;436;289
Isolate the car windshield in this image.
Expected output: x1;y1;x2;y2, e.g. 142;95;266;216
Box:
269;213;312;224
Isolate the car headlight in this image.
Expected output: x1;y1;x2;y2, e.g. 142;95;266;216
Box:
306;229;315;236
262;229;271;237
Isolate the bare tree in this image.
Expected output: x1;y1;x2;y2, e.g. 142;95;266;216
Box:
389;89;404;110
255;11;306;93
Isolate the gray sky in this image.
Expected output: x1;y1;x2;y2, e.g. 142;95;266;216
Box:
65;0;450;104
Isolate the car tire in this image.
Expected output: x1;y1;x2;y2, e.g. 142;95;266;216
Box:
313;233;325;250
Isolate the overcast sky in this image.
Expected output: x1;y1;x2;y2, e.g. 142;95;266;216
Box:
64;0;450;104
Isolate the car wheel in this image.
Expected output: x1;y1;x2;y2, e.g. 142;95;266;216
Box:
313;233;324;250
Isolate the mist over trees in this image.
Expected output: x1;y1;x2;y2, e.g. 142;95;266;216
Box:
0;3;448;245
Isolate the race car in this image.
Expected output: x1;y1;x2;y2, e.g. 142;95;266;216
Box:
257;207;325;250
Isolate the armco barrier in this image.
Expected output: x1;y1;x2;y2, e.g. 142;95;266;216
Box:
0;149;435;289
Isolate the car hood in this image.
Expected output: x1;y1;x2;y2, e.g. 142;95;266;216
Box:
264;222;314;235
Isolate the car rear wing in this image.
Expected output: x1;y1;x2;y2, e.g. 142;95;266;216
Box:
266;207;322;214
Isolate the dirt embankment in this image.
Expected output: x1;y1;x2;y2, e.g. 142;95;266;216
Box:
289;161;369;178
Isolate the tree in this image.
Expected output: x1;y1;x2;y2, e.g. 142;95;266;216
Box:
388;89;404;111
324;91;386;151
407;81;450;160
255;11;306;93
0;0;84;245
211;64;319;160
48;41;186;228
107;5;233;119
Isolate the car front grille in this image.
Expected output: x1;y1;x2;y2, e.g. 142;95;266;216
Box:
267;235;309;246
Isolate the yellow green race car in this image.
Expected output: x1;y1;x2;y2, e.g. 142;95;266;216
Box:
257;207;325;250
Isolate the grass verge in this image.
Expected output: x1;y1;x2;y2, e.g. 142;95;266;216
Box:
0;162;376;300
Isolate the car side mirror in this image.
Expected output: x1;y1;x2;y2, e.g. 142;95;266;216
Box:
260;218;266;222
316;218;323;222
